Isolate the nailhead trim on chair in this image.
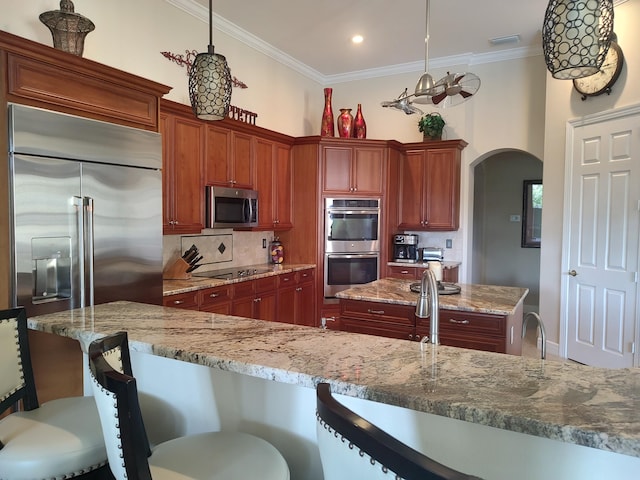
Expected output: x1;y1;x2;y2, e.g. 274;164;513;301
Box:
0;318;26;403
93;377;127;477
316;412;402;480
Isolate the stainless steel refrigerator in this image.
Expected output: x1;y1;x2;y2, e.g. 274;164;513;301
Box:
8;104;163;316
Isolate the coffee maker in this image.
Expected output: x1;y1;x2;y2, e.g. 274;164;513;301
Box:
392;234;418;263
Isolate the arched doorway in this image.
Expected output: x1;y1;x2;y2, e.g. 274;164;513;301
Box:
471;150;542;313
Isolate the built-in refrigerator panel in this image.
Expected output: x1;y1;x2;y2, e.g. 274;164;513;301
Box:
8;104;163;317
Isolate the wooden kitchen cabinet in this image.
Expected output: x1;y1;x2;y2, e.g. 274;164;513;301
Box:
255;138;293;230
232;276;278;321
163;291;199;310
339;299;415;341
387;265;459;283
322;144;385;195
276;269;316;326
199;285;232;314
160;101;205;234
204;124;254;189
416;309;508;353
398;140;467;231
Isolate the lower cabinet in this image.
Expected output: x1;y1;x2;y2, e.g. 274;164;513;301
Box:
387;264;459;283
339;299;512;354
340;300;416;341
163;269;316;325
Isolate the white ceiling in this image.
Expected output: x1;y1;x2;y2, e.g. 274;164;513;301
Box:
187;0;550;82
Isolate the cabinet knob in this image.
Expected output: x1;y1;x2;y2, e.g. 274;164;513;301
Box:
296;287;302;292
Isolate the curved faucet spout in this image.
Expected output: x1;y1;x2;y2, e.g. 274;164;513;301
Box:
415;268;439;345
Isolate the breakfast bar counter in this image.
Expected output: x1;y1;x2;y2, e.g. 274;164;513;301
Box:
28;301;640;479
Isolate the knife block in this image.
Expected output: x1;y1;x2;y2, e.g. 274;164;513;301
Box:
163;258;192;280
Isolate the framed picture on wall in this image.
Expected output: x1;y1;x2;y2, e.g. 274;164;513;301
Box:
522;180;542;248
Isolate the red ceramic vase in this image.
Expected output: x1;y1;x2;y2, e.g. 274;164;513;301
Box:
320;88;334;137
337;108;353;138
353;103;366;139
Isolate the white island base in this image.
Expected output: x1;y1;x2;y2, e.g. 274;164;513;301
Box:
82;351;639;480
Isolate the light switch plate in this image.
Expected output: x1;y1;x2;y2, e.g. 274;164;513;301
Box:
509;215;521;222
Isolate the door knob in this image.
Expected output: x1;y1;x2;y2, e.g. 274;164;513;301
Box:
568;269;577;277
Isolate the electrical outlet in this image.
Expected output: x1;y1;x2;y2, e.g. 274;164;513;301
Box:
446;239;452;249
262;238;267;248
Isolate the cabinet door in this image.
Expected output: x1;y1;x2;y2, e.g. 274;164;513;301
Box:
255;290;277;321
277;285;296;324
397;150;425;230
199;285;232;314
353;147;384;195
231;131;254;188
423;149;460;230
295;281;316;327
161;111;204;234
322;146;352;193
274;142;293;229
255;138;276;228
204;124;232;186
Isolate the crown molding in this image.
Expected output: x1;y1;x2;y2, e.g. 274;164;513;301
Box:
166;0;545;86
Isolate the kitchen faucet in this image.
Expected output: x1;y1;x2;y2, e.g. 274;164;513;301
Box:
415;268;439;348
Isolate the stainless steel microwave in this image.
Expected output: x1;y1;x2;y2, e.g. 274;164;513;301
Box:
205;185;258;228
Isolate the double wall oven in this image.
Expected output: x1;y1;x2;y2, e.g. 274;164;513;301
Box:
324;198;380;299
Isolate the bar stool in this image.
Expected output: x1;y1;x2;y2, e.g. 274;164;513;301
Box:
88;331;290;480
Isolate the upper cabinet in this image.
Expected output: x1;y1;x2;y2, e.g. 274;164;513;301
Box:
398;140;467;231
205;124;254;189
321;141;385;196
255;138;293;230
160;101;205;234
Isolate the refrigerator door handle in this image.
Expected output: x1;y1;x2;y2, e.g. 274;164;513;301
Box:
73;196;86;308
84;196;95;307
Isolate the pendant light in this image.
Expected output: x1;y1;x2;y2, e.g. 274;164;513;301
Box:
542;0;614;80
188;0;232;120
413;0;439;103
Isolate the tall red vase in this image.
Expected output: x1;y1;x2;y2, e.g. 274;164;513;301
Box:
320;88;334;137
353;103;366;138
337;108;353;138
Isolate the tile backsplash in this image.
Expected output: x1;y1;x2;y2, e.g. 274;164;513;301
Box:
163;229;275;273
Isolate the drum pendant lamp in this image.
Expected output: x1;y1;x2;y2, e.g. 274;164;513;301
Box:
542;0;614;80
188;0;232;120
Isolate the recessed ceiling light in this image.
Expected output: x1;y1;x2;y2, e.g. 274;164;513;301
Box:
489;34;520;46
351;35;364;44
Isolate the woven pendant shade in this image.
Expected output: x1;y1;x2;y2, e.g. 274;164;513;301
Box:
189;45;232;120
542;0;614;80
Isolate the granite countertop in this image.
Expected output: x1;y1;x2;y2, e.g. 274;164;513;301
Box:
163;263;315;296
336;277;528;316
28;301;639;458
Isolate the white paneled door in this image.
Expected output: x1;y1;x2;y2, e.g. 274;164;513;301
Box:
564;107;640;368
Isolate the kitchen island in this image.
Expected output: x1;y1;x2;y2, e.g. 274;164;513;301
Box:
336;278;528;355
28;301;639;480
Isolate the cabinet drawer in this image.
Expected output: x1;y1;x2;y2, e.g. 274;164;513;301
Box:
340;300;414;326
163;291;199;309
255;275;278;293
387;265;418;279
341;318;413;340
199;285;232;308
233;280;255;299
277;272;297;287
296;268;314;284
437;310;506;336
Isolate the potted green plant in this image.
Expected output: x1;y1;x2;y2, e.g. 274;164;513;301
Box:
418;112;445;141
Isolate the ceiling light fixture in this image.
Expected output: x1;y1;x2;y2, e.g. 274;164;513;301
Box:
351;35;364;44
542;0;614;80
188;0;232;120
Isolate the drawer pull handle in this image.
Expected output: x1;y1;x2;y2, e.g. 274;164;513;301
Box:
367;309;385;315
283;278;290;282
173;300;184;305
449;318;470;325
296;287;302;292
209;293;219;298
